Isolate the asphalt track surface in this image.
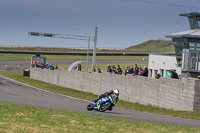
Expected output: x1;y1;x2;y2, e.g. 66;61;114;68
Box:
0;61;148;72
0;76;200;128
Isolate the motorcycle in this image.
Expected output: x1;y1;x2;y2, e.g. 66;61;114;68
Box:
87;94;117;112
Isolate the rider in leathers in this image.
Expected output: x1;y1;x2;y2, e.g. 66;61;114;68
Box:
93;89;119;111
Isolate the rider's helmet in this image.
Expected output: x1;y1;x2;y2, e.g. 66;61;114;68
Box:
113;89;119;97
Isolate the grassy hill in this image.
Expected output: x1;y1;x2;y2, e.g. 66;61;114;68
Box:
0;40;175;53
125;40;175;53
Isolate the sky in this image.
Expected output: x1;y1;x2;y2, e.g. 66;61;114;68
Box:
0;0;200;49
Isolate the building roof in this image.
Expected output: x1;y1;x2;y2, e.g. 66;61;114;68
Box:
165;29;200;38
180;12;200;17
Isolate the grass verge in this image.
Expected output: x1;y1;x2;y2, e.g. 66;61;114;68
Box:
0;102;199;133
0;71;200;120
0;53;148;62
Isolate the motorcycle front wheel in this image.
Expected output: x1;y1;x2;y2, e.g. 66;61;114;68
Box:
87;103;93;111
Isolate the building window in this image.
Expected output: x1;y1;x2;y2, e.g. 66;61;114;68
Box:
160;69;164;77
189;42;200;50
197;43;200;50
189;42;195;50
189;53;198;70
173;42;188;57
182;52;185;70
189;17;199;29
197;17;200;28
198;54;200;71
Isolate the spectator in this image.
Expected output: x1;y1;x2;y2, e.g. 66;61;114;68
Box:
198;74;200;79
41;63;44;69
166;70;171;78
125;66;130;76
50;65;54;70
142;66;148;77
111;65;116;74
47;63;51;69
73;65;77;71
134;64;139;75
129;65;134;74
116;65;122;75
171;70;179;79
78;64;82;71
55;64;58;70
154;70;161;79
107;64;112;72
32;59;36;67
138;67;143;76
96;67;102;73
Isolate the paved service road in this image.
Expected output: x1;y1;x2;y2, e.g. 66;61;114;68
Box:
0;61;148;72
0;76;200;128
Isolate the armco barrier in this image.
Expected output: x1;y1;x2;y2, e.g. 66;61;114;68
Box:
30;68;200;111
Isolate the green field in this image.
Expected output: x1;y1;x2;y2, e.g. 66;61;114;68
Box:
0;102;199;133
0;53;148;62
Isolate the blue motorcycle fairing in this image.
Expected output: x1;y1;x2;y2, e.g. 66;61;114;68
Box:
92;94;117;111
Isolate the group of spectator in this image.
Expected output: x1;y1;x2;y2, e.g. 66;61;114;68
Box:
37;60;180;80
41;63;58;70
106;64;123;75
154;69;179;79
124;64;148;77
96;64;180;80
32;59;58;71
166;70;179;79
96;67;103;73
100;64;149;77
73;64;82;71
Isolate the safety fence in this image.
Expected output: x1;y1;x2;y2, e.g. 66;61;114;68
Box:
30;68;200;111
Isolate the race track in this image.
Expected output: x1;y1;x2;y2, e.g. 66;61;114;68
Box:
0;76;200;128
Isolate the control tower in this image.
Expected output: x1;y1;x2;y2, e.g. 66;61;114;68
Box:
166;12;200;78
166;12;200;61
148;12;200;79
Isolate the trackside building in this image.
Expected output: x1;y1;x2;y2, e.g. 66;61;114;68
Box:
149;12;200;79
